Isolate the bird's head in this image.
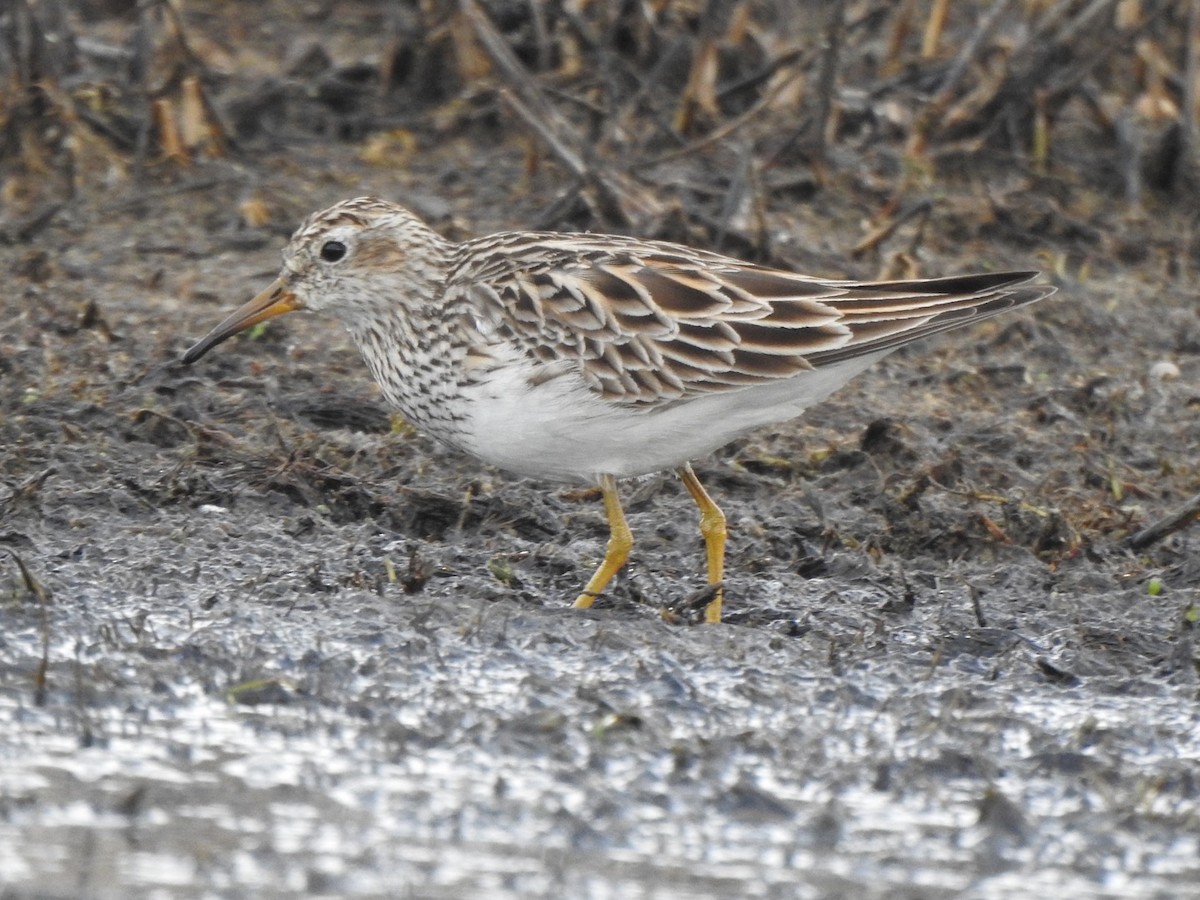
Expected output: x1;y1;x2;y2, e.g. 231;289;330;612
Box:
181;197;448;364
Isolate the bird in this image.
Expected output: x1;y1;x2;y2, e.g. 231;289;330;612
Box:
182;197;1055;623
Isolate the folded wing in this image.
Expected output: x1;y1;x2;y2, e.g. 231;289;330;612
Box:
453;232;1054;407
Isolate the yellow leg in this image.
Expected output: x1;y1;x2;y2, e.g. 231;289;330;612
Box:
678;463;727;623
573;474;633;609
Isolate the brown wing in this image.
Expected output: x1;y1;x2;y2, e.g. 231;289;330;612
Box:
452;232;1054;406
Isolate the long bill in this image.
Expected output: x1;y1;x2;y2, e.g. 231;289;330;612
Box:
181;278;300;364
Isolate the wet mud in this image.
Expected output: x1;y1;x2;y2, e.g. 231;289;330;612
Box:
2;2;1198;897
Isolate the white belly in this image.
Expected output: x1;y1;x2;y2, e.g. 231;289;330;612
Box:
455;352;887;482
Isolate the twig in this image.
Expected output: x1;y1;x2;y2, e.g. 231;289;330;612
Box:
1048;0;1121;48
4;549;52;706
100;176;225;213
461;0;655;226
906;0;1015;159
1127;492;1200;551
1184;0;1199;164
555;6;689;152
496;89;643;226
0;202;64;244
696;142;770;259
459;0;557;125
968;582;988;628
716;47;806;103
922;0;951;59
933;0;1015;99
850;200;932;257
495;88;587;180
673;0;727;134
812;0;847;162
1040;1;1167;99
638;59;807;170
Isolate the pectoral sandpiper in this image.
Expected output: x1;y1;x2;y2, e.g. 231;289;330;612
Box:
182;197;1055;623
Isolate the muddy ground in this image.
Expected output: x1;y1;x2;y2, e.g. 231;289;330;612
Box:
1;2;1199;898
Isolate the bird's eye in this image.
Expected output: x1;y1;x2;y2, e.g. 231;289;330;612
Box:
320;240;347;263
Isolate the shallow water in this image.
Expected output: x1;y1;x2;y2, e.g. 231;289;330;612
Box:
3;561;1197;898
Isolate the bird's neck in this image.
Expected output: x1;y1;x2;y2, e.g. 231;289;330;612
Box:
347;304;473;448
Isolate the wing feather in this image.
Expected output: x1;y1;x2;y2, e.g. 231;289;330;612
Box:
450;233;1053;407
